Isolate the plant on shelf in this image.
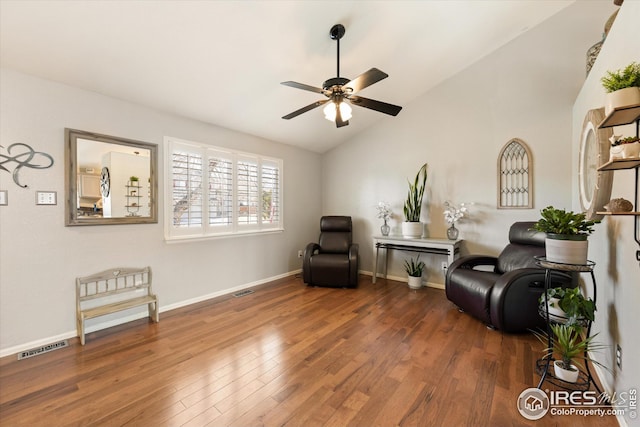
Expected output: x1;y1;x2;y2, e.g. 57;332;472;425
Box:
129;176;140;186
534;324;609;384
601;62;640;93
532;206;599;265
601;62;640;114
609;135;640;160
404;255;425;289
402;163;428;238
539;287;596;327
610;136;640;146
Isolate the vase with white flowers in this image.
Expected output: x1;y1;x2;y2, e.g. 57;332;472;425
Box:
443;201;468;240
376;201;392;236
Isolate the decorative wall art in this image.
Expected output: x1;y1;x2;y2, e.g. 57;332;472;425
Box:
497;138;533;209
0;143;54;188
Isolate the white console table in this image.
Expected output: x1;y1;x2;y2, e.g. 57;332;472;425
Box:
372;235;463;283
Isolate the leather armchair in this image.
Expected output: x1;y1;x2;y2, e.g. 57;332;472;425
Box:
445;222;574;332
303;216;359;288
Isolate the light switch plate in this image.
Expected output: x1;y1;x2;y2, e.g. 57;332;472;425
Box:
36;191;57;205
0;190;7;206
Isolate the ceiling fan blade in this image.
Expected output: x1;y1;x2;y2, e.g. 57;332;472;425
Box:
281;81;325;94
282;99;328;120
343;68;388;94
348;95;402;116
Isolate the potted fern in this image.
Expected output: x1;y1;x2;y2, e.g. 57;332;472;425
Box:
404;255;425;289
532;206;598;265
601;62;640;115
402;163;428;238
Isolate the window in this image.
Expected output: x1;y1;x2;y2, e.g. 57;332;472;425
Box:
165;137;283;240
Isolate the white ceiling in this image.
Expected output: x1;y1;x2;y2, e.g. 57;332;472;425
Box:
0;0;576;153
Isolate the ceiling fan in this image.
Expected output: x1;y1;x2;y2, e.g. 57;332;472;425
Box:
281;24;402;128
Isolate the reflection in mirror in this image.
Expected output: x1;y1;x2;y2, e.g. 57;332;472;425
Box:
65;129;158;226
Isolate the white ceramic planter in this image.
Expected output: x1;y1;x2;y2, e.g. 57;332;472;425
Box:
545;297;568;322
402;222;423;238
554;361;580;383
605;87;640;115
407;275;422;289
610;142;640;160
545;237;589;265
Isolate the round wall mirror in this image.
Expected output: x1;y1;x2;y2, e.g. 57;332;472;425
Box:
578;108;613;220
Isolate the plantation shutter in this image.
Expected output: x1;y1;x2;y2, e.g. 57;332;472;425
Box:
207;150;233;230
237;156;259;226
171;145;203;229
261;160;280;226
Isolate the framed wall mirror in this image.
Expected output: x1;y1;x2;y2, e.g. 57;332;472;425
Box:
65;128;158;226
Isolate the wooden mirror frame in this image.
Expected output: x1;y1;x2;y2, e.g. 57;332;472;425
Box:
65;128;158;226
578;108;613;221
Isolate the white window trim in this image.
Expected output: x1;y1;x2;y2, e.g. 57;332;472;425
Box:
164;136;284;242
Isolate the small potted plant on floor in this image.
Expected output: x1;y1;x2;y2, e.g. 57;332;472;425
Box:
601;62;640;115
532;206;598;265
534;324;609;384
402;163;428;238
539;287;595;327
404;255;425;289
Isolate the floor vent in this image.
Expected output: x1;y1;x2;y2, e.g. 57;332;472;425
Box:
233;289;255;298
18;340;69;360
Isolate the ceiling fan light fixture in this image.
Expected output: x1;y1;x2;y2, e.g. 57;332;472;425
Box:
323;100;352;122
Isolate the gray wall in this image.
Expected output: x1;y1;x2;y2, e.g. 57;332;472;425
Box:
0;69;322;354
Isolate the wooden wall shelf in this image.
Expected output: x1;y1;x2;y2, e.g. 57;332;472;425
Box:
598;103;640;128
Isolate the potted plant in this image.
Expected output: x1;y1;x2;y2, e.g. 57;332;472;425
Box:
404;255;425;289
609;135;640;160
539;287;595;327
402;163;428;238
534;324;609;384
601;62;640;115
532;206;598;265
129;176;140;186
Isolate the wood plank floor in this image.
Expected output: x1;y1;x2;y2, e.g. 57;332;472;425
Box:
0;275;618;426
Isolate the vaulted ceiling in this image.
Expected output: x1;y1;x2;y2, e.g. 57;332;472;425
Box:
1;0;577;153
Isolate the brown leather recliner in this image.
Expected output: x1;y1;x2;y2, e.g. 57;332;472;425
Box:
303;216;359;288
445;222;574;332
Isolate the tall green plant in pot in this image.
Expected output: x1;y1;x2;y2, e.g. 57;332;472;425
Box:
534;324;609;384
601;62;640;115
402;163;428;238
532;206;598;265
404;255;425;289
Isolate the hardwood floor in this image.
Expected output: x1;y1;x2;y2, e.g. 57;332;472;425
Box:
0;275;618;426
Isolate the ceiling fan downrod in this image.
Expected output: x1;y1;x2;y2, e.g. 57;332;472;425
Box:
330;24;345;78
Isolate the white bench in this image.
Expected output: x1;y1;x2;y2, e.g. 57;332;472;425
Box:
76;266;159;345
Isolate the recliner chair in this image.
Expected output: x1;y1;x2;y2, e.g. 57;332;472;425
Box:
303;216;359;288
445;222;574;332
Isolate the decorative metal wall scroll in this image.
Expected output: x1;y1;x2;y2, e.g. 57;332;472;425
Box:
0;143;54;188
497;138;533;209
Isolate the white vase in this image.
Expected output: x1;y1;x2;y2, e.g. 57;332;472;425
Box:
402;222;423;238
545;236;588;265
407;275;422;289
554;361;580;383
605;87;640;115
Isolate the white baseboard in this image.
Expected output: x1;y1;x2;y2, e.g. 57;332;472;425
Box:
0;269;302;359
360;270;445;290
